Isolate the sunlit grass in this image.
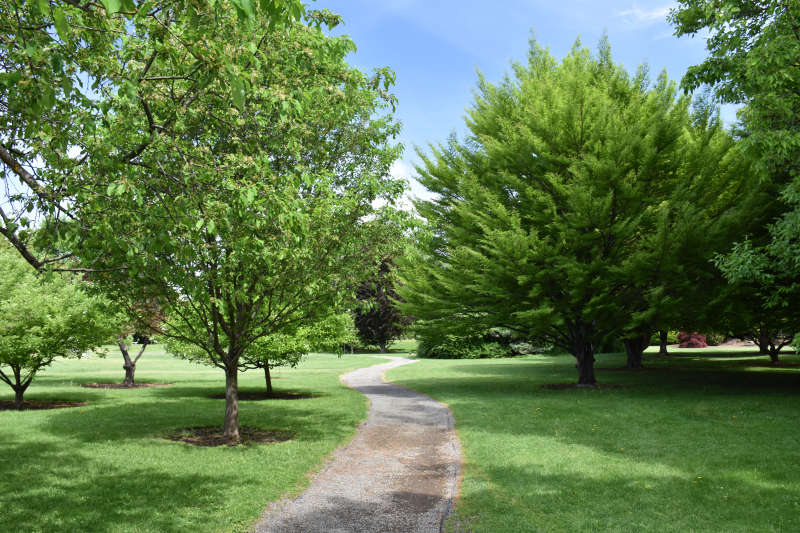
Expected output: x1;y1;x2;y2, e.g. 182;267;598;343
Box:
387;350;800;532
0;346;386;532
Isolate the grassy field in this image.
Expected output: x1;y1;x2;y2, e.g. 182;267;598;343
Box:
0;346;387;532
386;348;800;533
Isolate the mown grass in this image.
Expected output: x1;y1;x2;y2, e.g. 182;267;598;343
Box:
386;348;800;533
0;346;386;532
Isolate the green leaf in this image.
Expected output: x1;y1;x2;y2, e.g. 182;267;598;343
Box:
38;0;50;14
102;0;122;15
195;219;204;230
230;74;245;110
53;9;69;41
207;219;216;233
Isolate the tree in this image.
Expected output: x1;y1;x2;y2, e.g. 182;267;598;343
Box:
0;243;115;408
670;2;800;309
399;38;752;385
112;300;163;386
354;258;411;352
241;313;356;395
53;12;404;441
0;0;305;271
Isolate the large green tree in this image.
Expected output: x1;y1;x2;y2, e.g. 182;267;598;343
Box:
58;12;404;441
670;1;800;308
399;39;753;385
0;0;305;270
0;243;115;408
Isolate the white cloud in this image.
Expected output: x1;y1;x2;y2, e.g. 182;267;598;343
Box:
617;3;674;27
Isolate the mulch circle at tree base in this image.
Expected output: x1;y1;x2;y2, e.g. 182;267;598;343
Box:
165;426;294;447
81;382;172;389
208;391;314;401
0;400;87;411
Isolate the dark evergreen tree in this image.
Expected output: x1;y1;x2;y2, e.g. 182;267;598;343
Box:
354;258;410;353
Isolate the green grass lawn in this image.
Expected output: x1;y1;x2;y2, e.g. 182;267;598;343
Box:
0;346;387;532
387;348;800;533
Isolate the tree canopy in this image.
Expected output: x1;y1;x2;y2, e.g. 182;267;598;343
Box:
670;1;800;310
399;38;756;384
87;13;402;440
0;0;307;269
0;242;115;408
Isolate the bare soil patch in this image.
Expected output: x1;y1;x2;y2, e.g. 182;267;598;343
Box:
208;391;313;401
165;426;294;447
81;382;172;389
0;400;87;411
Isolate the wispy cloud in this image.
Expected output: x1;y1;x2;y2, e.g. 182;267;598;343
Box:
617;3;674;27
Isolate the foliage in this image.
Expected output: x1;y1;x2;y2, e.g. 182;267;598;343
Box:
398;37;752;384
677;331;708;348
236;313;357;393
671;2;800;310
353;258;412;352
19;9;405;440
0;243;115;407
416;332;514;360
0;0;307;268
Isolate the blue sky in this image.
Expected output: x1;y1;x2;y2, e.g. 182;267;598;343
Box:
318;0;731;200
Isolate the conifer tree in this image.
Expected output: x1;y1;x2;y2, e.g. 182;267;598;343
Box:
400;38;754;385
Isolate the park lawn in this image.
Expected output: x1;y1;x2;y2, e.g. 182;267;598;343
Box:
386;349;800;533
0;346;387;533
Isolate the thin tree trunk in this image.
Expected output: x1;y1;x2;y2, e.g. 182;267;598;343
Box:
118;340;135;387
757;328;770;355
659;330;668;356
118;339;148;387
223;365;240;442
379;341;388;353
264;365;273;395
14;387;24;410
573;334;597;387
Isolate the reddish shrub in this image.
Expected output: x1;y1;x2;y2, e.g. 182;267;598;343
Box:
678;331;708;348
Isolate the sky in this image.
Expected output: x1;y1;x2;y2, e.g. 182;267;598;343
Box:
316;0;735;202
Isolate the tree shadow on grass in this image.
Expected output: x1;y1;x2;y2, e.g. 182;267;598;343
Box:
393;357;800;492
39;399;351;444
0;441;239;533
453;462;800;533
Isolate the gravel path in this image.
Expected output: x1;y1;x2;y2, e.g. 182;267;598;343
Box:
253;356;462;533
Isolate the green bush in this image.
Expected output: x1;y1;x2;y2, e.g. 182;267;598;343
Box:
416;336;510;359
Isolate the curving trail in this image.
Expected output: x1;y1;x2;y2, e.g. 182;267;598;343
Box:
254;356;462;533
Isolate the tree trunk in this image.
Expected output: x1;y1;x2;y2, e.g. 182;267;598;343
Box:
264;365;273;395
659;330;668;356
118;340;135;387
768;345;781;364
624;334;648;369
572;335;597;387
14;387;24;410
223;366;240;442
757;329;771;355
379;341;388;353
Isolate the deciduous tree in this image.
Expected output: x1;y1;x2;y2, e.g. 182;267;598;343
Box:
0;243;115;408
671;1;800;309
0;0;305;270
60;12;404;441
